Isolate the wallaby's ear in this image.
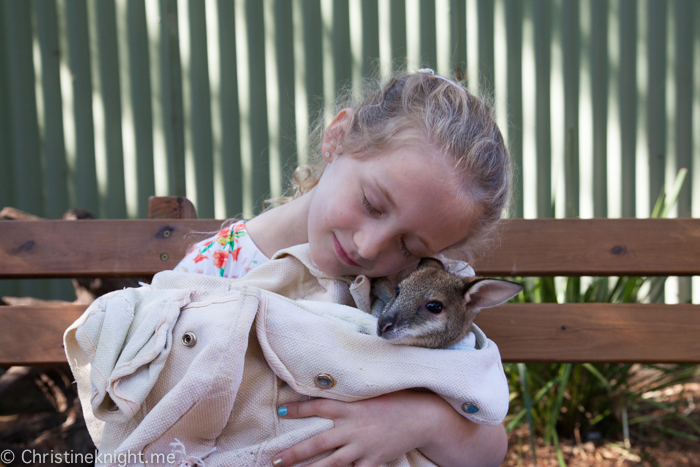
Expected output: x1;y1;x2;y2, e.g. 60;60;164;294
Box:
463;279;523;310
417;257;445;271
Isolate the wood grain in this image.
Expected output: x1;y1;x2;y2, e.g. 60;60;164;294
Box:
0;305;85;365
475;303;700;363
475;218;700;276
2;218;699;278
3;303;699;365
0;219;222;278
147;196;198;220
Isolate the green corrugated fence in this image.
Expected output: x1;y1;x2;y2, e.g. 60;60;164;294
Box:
1;0;699;302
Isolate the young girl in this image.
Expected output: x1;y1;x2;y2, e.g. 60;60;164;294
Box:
176;70;512;467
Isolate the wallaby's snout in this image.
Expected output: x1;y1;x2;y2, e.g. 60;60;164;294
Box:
376;314;394;337
372;258;523;349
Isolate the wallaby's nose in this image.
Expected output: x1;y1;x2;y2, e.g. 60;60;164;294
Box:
377;317;394;336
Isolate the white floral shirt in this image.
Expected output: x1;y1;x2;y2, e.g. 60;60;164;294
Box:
174;221;269;279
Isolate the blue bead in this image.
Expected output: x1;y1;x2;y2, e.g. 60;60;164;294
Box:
278;406;288;417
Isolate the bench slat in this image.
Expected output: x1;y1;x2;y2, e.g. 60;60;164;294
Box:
2;218;699;278
476;218;700;276
475;303;700;363
0;305;86;365
3;303;699;365
0;219;222;278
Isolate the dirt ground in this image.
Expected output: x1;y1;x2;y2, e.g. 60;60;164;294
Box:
1;370;698;466
504;382;700;467
504;427;700;467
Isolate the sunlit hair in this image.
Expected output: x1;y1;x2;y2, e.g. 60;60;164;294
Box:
275;70;512;263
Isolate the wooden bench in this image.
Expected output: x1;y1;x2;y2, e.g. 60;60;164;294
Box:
1;196;700;365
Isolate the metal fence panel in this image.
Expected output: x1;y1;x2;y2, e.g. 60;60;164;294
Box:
0;0;698;302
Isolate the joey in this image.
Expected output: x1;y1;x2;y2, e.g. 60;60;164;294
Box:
371;258;522;349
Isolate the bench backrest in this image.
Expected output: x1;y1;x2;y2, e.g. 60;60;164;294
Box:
1;197;699;365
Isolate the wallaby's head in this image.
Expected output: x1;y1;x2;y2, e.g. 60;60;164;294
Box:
376;258;523;349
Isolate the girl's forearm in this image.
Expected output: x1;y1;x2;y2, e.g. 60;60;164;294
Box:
417;394;508;467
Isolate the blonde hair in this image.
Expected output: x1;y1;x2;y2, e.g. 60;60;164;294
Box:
282;70;512;262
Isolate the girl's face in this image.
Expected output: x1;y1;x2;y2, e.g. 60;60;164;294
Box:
307;145;476;278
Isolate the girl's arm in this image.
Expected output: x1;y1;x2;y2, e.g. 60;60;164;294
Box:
272;390;508;467
416;394;508;466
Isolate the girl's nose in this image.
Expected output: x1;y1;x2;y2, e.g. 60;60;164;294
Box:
354;229;391;261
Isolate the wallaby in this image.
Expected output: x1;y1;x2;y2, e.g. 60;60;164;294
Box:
370;258;523;349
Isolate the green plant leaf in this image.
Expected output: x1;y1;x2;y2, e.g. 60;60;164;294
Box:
505;170;691;446
551;429;566;467
650;423;700;442
659;168;688;218
518;363;538;465
545;364;572;444
582;363;612;391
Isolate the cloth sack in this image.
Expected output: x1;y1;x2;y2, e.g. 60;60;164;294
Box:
64;244;509;466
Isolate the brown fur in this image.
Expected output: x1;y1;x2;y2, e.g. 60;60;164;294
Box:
371;258;522;349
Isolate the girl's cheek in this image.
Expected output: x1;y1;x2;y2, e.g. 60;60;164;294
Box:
336;205;357;223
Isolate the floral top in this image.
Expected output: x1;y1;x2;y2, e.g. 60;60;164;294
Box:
174;221;269;279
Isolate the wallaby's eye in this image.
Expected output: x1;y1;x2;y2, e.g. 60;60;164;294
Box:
425;301;444;314
394;286;400;297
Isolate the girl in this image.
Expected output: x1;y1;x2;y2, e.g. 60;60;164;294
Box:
176;70;512;467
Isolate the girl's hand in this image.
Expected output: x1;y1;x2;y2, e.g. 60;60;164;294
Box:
272;390;508;467
273;390;437;467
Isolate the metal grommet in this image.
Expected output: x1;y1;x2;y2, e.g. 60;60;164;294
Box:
313;373;336;389
163;229;172;238
182;331;197;347
160;253;169;261
462;402;480;414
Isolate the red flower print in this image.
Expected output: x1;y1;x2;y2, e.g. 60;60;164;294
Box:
213;250;228;269
187;246;196;255
217;226;235;247
193;254;208;263
231;246;242;262
233;223;245;233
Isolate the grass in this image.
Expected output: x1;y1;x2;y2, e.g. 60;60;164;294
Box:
503;169;699;466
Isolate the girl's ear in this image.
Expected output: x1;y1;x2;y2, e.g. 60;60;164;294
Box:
463;279;523;310
322;108;353;160
417;257;445;270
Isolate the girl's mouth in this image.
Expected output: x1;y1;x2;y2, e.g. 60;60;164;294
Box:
333;234;361;267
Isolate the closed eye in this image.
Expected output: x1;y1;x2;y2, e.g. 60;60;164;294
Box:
362;195;381;216
362;193;412;258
